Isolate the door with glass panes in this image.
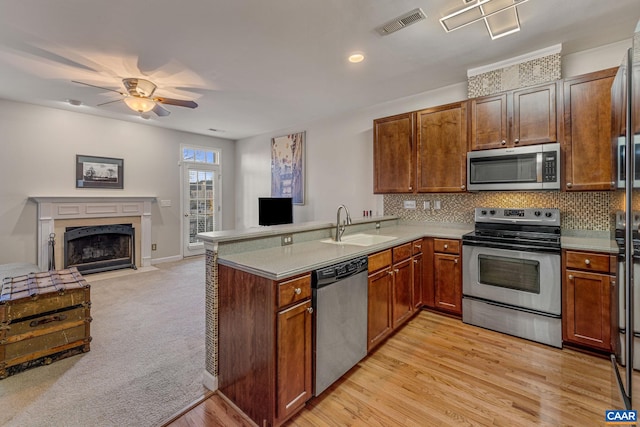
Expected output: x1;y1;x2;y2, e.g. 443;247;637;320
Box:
182;147;221;256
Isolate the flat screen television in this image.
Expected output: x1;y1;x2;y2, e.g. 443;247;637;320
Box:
258;197;293;226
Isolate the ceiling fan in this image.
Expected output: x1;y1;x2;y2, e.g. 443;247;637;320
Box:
72;78;198;117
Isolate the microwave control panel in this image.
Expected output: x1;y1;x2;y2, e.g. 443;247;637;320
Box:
542;152;557;183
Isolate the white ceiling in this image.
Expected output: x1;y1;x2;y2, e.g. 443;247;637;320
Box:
0;0;638;140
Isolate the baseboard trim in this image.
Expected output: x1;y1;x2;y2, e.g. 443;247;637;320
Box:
151;255;183;265
203;370;218;391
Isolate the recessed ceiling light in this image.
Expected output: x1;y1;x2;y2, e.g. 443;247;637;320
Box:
348;53;365;63
66;99;82;106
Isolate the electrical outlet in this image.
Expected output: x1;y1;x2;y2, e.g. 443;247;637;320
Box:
423;201;431;210
159;199;172;207
281;234;293;246
403;200;417;209
434;200;442;210
151;243;157;251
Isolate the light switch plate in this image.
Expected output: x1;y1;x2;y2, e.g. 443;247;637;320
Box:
434;200;441;210
160;199;172;207
424;201;430;210
403;200;417;209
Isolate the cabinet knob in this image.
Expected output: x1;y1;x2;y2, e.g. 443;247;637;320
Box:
409;186;413;190
307;307;314;314
569;274;574;280
461;185;466;190
388;271;394;276
454;259;458;264
415;245;422;250
514;138;520;144
394;269;399;273
413;259;418;264
612;280;616;287
444;244;448;249
294;288;302;295
566;182;573;188
501;140;506;145
612;181;616;188
584;259;590;265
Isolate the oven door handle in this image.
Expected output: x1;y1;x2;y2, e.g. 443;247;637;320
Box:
478;217;545;224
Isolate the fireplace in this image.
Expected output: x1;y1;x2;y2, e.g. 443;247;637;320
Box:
64;224;136;274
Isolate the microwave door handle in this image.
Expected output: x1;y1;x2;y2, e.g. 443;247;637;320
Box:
536;152;543;183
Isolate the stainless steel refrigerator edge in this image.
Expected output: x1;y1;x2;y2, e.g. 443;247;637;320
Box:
612;18;640;410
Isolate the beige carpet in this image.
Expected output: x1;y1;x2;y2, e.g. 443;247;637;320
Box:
0;257;207;427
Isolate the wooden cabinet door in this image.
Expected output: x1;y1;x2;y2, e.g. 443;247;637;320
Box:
416;102;468;192
373;113;415;193
470;93;507;150
512;83;557;146
563;68;617;191
277;300;313;422
563;270;612;352
367;267;393;351
412;252;423;310
392;258;413;328
434;253;462;315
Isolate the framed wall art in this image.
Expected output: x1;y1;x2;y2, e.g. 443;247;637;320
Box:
76;155;124;189
271;131;305;204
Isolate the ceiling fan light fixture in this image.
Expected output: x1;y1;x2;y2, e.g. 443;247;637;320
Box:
124;96;156;113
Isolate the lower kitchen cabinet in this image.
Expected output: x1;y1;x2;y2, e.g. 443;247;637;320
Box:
562;250;616;352
367;250;393;351
392;243;414;328
425;238;462;316
412;239;425;310
218;265;313;427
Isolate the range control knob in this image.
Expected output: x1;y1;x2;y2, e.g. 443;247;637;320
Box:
545;212;553;218
534;211;541;217
489;210;496;215
481;210;487;215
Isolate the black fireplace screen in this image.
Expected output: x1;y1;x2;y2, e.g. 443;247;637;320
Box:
64;224;136;274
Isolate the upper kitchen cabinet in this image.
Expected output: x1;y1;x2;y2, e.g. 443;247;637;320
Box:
563;68;617;191
416;102;469;192
373;112;415;193
470;82;558;150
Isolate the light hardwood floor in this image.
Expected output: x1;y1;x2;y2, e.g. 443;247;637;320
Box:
167;310;636;426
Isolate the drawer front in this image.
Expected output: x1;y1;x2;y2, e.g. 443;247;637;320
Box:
368;250;392;274
393;243;413;263
565;250;610;273
278;275;311;309
434;239;460;254
412;239;423;255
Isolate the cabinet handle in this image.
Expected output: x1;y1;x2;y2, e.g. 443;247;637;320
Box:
612;279;616;287
514;138;520;144
501;140;506;145
414;245;422;249
566;182;573;188
388;271;394;276
444;244;448;249
584;259;590;265
307;307;314;314
569;274;574;280
294;288;302;295
394;269;399;273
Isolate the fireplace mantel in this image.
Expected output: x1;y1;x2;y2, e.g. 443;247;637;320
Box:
30;196;155;271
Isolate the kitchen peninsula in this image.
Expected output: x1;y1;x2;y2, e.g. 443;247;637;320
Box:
198;216;616;427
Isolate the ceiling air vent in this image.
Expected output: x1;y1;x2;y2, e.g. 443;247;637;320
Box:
376;8;427;36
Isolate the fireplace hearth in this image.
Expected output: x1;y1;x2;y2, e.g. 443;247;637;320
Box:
64;224;136;274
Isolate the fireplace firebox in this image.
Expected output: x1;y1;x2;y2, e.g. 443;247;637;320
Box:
64;224;136;274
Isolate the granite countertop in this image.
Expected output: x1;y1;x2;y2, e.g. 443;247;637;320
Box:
560;230;618;254
217;222;473;280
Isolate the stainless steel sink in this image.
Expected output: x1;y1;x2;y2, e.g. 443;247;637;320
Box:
321;233;397;247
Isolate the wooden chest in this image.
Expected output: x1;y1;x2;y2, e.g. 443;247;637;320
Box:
0;267;91;379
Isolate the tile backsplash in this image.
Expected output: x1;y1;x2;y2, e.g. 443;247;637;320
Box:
384;191;620;231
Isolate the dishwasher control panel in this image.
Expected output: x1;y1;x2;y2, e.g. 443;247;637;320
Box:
313;257;368;287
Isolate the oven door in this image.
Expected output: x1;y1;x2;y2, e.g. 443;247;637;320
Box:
462;244;561;315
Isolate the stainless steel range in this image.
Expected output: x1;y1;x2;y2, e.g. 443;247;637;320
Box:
462;207;562;348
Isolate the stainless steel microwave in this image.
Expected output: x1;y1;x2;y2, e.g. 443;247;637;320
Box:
467;143;560;191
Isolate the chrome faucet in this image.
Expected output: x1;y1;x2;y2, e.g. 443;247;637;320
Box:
335;204;352;242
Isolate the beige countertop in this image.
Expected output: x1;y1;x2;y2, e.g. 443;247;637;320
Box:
217;222;473;280
213;220;620;280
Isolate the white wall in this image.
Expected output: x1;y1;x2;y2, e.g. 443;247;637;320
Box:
234;39;632;229
0;100;235;264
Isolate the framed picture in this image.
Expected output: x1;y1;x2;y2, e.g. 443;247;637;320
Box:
271;131;305;204
76;155;124;189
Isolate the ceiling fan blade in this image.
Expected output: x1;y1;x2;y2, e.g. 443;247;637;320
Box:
96;99;124;107
72;80;125;95
153;103;171;117
154;97;198;109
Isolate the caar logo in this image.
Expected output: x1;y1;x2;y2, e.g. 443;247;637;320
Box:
606;410;638;425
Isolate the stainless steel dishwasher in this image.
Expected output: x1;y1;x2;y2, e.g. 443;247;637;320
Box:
312;256;368;396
